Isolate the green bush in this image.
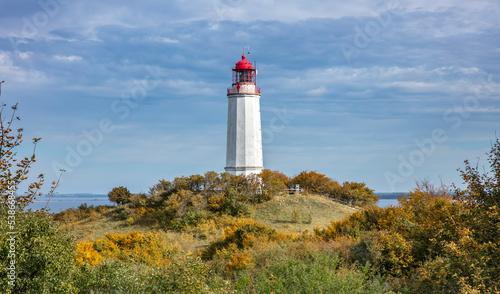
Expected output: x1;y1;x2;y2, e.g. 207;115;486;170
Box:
231;242;389;294
162;253;214;293
75;259;160;293
339;182;379;206
75;253;226;293
0;209;78;293
291;208;301;223
108;186;132;205
350;230;414;277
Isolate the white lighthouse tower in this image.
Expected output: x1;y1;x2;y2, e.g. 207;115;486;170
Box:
225;54;264;175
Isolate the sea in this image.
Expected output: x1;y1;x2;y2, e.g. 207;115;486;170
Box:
26;192;404;212
376;192;405;208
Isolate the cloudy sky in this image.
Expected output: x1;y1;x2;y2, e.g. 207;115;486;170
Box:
1;0;499;194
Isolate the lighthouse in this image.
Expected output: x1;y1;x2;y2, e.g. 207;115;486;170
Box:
225;54;264;175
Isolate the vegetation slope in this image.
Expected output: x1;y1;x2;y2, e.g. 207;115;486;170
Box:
1;104;499;293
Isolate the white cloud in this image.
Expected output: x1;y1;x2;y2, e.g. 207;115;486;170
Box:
18;51;33;60
307;86;326;96
266;66;491;99
145;36;179;44
0;51;49;84
53;55;83;62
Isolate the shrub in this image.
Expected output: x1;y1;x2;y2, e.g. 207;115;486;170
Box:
406;256;458;293
148;179;174;198
202;170;220;194
202;219;295;260
93;238;120;257
291;208;301;223
75;252;228;293
350;230;414;277
77;231;173;267
97;205;112;215
108;186;132;205
291;170;341;195
455;137;500;208
129;193;151;208
162;253;214;293
226;252;255;272
258;169;289;201
75;241;103;266
0;209;78;293
208;193;227;212
75;259;159;293
319;206;387;240
232;242;389;294
339;182;379;206
206;189;253;217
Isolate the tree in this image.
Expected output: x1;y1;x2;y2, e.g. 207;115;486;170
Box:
291;170;341;195
108;186;132;205
148;179;172;196
446;137;500;292
339;182;379;206
1;103;43;210
188;174;204;192
259;169;289;201
202;170;219;194
455;137;500;207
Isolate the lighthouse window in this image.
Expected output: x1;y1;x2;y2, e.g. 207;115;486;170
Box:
240;71;252;83
234;70;256;84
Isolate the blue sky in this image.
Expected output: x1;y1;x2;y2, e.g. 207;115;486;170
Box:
1;0;499;194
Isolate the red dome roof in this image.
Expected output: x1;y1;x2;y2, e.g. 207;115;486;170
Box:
234;55;254;70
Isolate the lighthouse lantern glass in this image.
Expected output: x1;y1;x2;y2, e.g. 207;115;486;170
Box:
233;69;256;84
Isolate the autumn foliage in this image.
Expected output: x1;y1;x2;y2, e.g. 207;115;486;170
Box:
108;186;132;205
314;138;500;293
291;170;378;206
202;218;297;260
75;231;173;267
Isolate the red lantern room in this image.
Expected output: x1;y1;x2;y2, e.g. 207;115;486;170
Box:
227;55;260;95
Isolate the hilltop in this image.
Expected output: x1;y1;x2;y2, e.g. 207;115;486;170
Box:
53;169;375;248
55;193;358;252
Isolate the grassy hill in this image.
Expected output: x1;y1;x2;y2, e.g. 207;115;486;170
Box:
253;194;357;233
56;193;356;252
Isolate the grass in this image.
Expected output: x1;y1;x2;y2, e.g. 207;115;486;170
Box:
253;194;358;233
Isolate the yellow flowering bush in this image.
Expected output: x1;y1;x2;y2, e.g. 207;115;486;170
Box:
202;219;297;260
226;252;255;272
76;231;172;267
75;241;103;266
